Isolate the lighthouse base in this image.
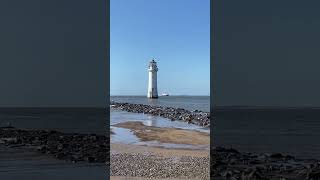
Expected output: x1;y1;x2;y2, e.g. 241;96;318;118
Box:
147;92;158;99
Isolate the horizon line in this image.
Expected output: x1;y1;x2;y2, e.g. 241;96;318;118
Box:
110;95;210;96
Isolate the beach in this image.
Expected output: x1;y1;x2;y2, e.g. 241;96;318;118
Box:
110;98;210;180
111;143;209;180
111;101;320;180
2;102;319;179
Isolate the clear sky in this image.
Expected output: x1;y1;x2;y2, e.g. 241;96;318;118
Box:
110;0;210;96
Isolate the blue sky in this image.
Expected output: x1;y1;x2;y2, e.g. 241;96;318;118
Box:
110;0;210;96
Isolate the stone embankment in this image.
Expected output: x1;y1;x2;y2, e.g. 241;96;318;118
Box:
0;127;109;164
211;147;320;180
110;102;210;127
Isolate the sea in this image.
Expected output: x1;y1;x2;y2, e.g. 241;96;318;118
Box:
111;96;210;112
0;108;107;135
214;108;320;159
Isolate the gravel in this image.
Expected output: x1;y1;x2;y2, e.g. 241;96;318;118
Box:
111;153;210;180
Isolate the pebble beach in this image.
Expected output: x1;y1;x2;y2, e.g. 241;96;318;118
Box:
110;102;210;179
110;144;210;180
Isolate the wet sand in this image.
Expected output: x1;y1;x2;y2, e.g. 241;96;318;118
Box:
113;121;209;146
111;143;209;157
110;121;210;180
110;105;210;179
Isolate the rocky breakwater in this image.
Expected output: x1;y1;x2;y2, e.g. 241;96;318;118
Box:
110;101;211;127
0;127;109;164
212;147;320;180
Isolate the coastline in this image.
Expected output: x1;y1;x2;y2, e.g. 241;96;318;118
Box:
112;102;320;180
0;127;108;163
0;126;108;180
110;102;210;179
3;102;319;179
111;101;210;127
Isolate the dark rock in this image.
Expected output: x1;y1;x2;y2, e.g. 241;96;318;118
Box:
110;102;211;127
37;145;47;152
85;156;95;163
270;153;284;159
0;128;108;163
71;155;81;162
216;147;239;154
55;152;66;159
285;155;295;160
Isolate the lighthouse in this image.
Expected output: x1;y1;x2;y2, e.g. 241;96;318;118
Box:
147;59;158;98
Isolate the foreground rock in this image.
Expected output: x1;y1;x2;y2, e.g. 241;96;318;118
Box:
211;147;320;180
0;127;108;164
110;102;210;127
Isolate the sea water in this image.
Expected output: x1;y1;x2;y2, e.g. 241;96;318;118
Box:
213;108;320;159
110;96;210;112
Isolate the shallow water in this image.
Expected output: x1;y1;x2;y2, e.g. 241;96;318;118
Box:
214;108;320;159
0;108;107;135
111;96;210;112
111;109;209;132
111;109;209;150
0;146;106;180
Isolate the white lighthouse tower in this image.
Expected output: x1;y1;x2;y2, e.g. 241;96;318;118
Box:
147;59;158;98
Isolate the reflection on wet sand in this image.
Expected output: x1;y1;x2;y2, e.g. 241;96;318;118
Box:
114;121;209;146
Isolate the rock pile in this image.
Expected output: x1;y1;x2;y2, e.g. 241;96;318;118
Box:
111;102;210;127
211;147;320;180
0;127;109;164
